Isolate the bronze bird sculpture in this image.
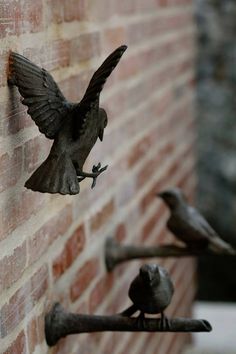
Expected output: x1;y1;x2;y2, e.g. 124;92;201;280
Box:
158;187;236;255
121;264;174;330
8;45;127;195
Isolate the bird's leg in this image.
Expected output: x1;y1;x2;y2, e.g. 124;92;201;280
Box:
160;312;171;331
76;163;108;189
136;311;146;330
119;304;138;317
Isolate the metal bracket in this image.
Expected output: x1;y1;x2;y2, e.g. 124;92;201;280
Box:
45;302;212;347
104;237;234;272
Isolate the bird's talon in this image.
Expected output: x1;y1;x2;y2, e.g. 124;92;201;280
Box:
100;165;108;173
91;178;97;189
135;312;145;330
160;314;170;331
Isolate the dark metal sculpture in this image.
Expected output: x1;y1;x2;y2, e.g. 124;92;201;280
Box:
105;237;233;272
45;264;212;347
105;188;236;271
120;264;174;330
158;187;236;254
8;46;127;194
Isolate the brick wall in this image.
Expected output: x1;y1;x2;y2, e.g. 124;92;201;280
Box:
0;1;197;353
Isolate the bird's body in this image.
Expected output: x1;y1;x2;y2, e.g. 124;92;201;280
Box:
128;264;174;315
8;46;127;195
121;264;174;331
158;187;236;254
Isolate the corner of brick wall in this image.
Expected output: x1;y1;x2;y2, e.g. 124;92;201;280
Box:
0;0;197;353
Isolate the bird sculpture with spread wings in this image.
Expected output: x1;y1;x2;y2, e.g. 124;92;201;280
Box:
8;45;127;195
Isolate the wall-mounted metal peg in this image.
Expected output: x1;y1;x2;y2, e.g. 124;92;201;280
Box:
105;235;236;272
45;264;212;347
45;303;211;347
105;237;212;272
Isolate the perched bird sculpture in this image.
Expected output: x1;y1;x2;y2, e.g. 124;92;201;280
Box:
158;187;236;255
8;45;127;195
121;264;174;330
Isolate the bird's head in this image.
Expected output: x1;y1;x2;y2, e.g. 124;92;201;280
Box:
157;187;186;210
139;264;160;286
98;108;108;141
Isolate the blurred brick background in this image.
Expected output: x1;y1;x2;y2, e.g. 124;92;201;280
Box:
0;1;196;353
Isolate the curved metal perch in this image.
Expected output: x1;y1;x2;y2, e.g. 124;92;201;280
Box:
105;237;235;272
45;303;212;347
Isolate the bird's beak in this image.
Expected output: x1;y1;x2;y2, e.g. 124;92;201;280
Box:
99;128;104;141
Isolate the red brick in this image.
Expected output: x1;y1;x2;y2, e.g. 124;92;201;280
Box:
142;205;167;242
115;223;126;242
0;51;9;86
115;178;137;208
0;265;48;338
89;273;114;313
117;54;140;81
158;0;168;6
0;190;45;241
20;0;43;34
137;0;159;12
0;2;20;38
3;331;26;354
23;39;70;72
103;27;126;51
53;224;86;280
64;0;86;22
127;13;191;45
0;241;27;292
70;32;101;65
128;136;152;168
46;0;64;24
142;212;157;241
27;314;44;354
137;155;160;188
114;0;138;15
84;0;117;21
0;146;23;192
24;136;51;173
28;205;72;265
101;332;126;354
59;69;94;102
70;258;99;302
140;181;162;214
0;0;43;36
90;199;115;233
46;0;86;24
0;97;33;137
102;89;127;122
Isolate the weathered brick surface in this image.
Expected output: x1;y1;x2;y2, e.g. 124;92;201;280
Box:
3;330;27;354
0;241;27;292
0;1;196;353
53;224;86;280
0;265;48;338
70;258;100;302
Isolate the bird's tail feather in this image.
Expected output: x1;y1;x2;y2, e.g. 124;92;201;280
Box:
25;153;80;195
208;237;236;255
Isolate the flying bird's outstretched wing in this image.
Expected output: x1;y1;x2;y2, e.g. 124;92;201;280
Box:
75;45;127;137
8;52;75;139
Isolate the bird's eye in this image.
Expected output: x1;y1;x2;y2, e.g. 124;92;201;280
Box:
104;118;108;128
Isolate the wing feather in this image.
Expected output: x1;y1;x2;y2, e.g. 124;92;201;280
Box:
8;52;74;139
74;45;127;137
